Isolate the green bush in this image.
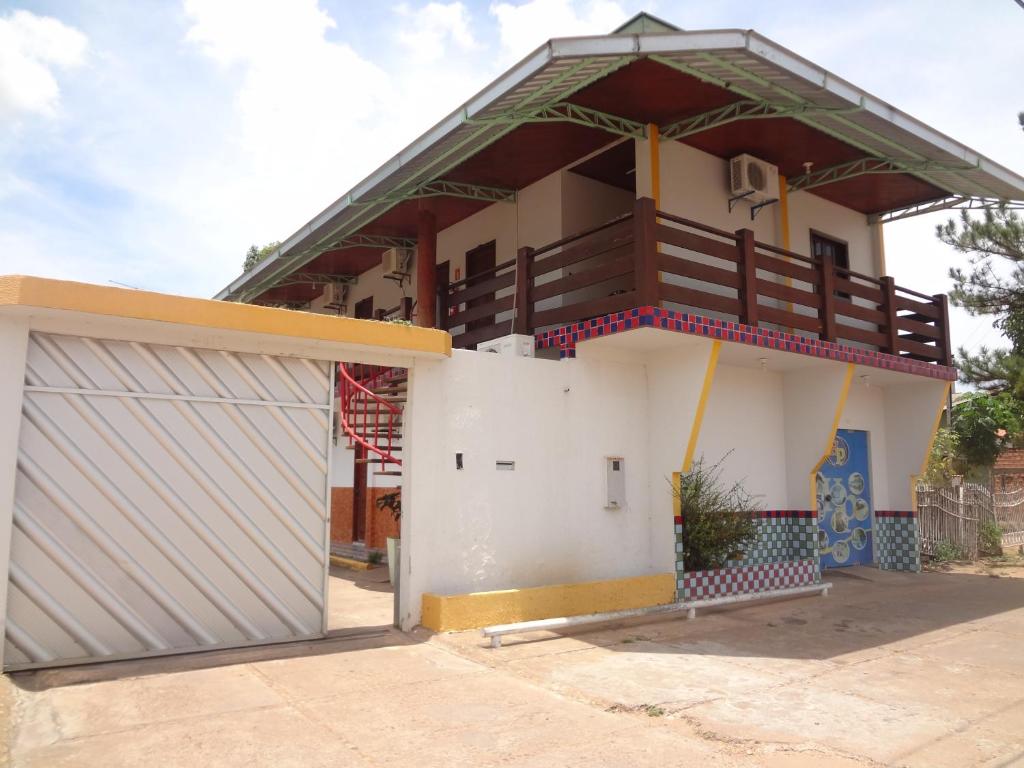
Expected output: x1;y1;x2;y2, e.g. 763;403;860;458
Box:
932;540;968;563
979;520;1004;556
674;455;759;572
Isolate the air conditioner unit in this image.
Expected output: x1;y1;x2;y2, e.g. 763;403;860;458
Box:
322;282;347;310
477;334;535;358
382;247;411;279
729;154;779;205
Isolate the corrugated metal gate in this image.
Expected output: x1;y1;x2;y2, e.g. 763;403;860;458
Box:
4;332;332;670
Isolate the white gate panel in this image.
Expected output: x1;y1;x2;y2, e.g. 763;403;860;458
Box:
4;332;332;670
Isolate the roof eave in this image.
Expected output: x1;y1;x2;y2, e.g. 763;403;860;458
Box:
215;27;1024;302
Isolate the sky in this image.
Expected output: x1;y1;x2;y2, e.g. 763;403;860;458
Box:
1;0;1023;358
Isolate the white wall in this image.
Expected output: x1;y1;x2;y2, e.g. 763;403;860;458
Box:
561;172;633;235
882;379;950;509
640;337;720;564
780;362;855;510
839;378;892;513
402;348;661;627
696;364;789;509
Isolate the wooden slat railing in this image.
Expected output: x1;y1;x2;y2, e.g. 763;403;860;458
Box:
439;196;952;365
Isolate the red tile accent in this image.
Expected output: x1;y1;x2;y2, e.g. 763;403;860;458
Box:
536;306;957;381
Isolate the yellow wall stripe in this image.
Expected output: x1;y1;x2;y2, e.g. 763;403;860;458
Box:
808;363;856;509
682;340;722;473
421;573;676;632
910;381;952;509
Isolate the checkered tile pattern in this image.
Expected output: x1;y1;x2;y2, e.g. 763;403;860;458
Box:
678;559;818;602
725;516;816;566
674;511;821;601
876;512;921;572
535;306;956;381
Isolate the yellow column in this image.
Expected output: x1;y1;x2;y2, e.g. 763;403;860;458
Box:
808;363;855;509
909;381;952;510
681;341;722;474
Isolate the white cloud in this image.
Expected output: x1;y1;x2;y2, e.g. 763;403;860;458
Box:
0;9;88;118
396;2;479;61
489;0;628;59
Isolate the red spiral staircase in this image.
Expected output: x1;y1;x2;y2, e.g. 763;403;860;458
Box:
337;363;406;475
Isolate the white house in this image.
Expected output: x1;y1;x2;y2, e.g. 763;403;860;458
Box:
2;14;1023;670
216;14;1024;630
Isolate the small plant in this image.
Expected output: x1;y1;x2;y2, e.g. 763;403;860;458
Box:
376;491;401;522
932;540;968;563
367;550;383;565
642;705;665;718
979;520;1004;556
673;455;759;572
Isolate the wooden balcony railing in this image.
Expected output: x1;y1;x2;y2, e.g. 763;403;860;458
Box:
439;196;953;367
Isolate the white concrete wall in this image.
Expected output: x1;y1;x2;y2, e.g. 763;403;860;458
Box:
696;364;789;509
780;362;854;510
839;378;892;513
0;318;30;668
882;379;950;510
640;337;720;564
561;172;633;236
402;348;662;627
658;140;781;243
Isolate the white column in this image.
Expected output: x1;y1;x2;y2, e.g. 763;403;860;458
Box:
0;317;30;669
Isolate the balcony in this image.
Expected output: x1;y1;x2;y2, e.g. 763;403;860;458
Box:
439;197;953;368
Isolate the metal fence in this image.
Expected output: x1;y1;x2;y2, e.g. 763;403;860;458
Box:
916;483;1024;557
916;484;980;560
993;488;1024;547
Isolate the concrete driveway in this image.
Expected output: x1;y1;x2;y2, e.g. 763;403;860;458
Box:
3;564;1024;767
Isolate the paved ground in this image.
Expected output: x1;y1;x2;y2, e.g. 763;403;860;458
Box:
3;562;1024;767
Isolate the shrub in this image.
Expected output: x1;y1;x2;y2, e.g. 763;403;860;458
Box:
674;455;759;571
932;540;968;563
979;520;1004;556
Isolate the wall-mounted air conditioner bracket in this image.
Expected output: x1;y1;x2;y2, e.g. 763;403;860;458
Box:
727;189;754;213
749;197;779;221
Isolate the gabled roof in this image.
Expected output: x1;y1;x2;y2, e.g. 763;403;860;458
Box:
218;23;1024;304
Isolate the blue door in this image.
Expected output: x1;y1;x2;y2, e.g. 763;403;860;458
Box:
816;429;873;568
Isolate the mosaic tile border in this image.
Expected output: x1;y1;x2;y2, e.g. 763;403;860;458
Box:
876;515;921;572
674;510;816;523
875;510;916;518
535;306;956;381
674;511;821;601
678;559;818;602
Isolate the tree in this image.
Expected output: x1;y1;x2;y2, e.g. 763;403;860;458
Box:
922;426;960;485
243;241;281;272
949;392;1023;471
939;206;1024;393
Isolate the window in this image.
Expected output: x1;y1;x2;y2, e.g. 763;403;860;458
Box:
811;233;850;299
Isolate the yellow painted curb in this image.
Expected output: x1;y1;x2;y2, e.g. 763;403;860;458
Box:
421;573;676;632
329;555;374;571
0;275;451;357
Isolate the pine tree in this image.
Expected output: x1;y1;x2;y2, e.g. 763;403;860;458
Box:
939;205;1024;393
